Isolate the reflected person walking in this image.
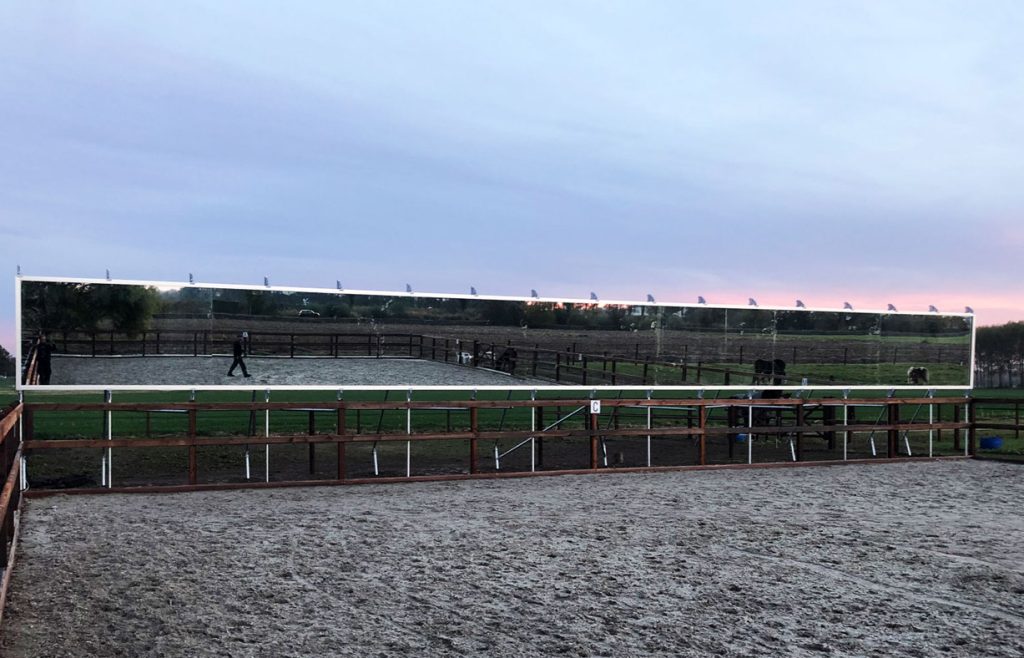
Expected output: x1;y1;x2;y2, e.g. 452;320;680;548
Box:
227;332;251;377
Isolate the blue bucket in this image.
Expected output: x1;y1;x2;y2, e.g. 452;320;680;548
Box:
735;433;748;443
980;436;1003;451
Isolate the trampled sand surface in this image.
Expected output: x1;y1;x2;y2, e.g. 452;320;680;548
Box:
46;355;542;387
3;460;1023;657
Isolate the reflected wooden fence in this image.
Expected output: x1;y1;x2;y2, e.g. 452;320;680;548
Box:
27;329;887;387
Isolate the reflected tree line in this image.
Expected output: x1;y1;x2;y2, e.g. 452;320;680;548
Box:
975;322;1024;388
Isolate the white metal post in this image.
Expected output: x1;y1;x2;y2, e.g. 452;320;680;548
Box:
530;390;536;473
928;402;934;457
18;390;26;491
264;390;270;483
842;404;848;461
14;275;22;390
105;390;112;488
406;390;412;478
646;391;652;467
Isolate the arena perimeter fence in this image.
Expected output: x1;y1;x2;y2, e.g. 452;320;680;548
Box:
0;396;1021;627
22;329;969;387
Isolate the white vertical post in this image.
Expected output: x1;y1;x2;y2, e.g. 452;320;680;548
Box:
530;391;536;473
646;391;652;468
264;390;270;483
869;404;877;457
928;402;934;458
105;390;112;488
406;390;412;478
18;391;26;491
842;404;848;461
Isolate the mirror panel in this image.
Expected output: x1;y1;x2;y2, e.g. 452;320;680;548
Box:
19;279;974;389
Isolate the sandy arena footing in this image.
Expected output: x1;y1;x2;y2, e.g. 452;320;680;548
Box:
2;460;1023;657
45;355;544;387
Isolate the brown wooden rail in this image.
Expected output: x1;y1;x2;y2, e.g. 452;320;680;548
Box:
19;396;978;488
29;328;967;387
0;402;24;627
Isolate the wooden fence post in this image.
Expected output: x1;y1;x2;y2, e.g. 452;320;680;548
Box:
308;411;316;475
589;410;599;469
337;406;346;480
795;403;804;461
188;408;198;485
470;406;479;474
536;405;544;468
967;400;976;456
887;402;899;458
699;404;708;466
952;405;961;451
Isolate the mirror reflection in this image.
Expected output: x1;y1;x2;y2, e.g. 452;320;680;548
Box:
19;281;974;388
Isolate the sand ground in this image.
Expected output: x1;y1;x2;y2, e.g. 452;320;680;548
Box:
2;460;1023;657
45;355;543;387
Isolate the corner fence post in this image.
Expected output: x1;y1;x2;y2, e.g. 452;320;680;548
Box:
22;406;34;446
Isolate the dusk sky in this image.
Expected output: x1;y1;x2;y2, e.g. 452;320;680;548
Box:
2;2;1022;351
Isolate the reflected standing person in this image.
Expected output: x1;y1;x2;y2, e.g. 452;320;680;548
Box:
227;332;251;377
35;334;55;385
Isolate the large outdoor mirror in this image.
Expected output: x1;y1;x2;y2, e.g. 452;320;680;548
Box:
18;278;974;390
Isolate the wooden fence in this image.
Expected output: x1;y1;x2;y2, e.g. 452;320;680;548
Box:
3;394;1022;627
0;402;24;626
27;329;970;388
15;395;990;494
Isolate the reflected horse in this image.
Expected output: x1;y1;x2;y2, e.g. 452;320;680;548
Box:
495;347;518;373
907;366;929;385
752;358;786;385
